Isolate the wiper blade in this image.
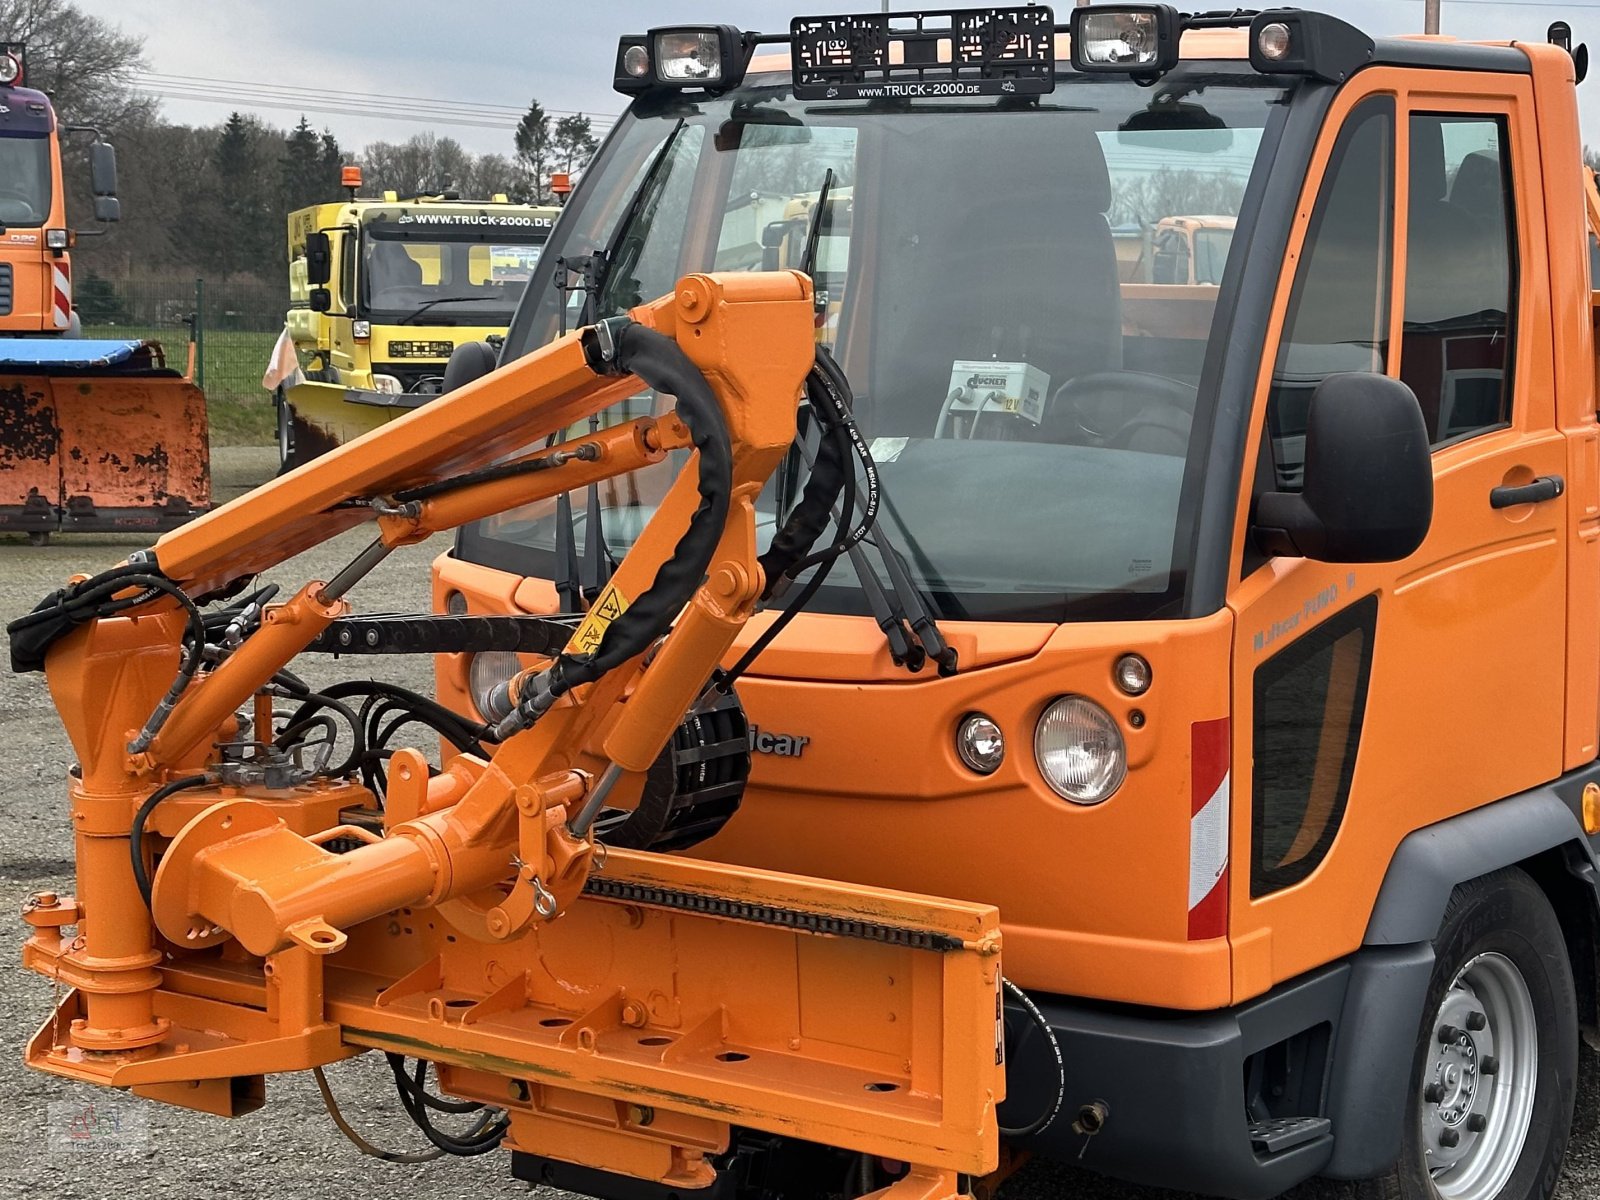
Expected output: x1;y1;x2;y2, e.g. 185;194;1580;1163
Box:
810;350;958;677
796;427;921;672
395;295;491;325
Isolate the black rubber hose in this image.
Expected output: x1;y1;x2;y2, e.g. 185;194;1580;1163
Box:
277;691;366;778
130;775;212;909
757;368;849;597
548;321;732;696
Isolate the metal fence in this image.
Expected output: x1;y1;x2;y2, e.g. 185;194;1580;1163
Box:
75;275;286;401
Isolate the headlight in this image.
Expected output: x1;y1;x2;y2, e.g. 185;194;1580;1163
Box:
655;28;723;82
956;713;1005;775
468;651;522;721
1035;696;1126;805
1069;5;1180;75
371;373;402;395
45;228;68;250
615;26;747;95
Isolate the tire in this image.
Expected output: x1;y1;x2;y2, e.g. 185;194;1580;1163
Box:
1362;867;1578;1200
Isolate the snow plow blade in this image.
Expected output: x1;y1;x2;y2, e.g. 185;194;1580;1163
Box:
0;339;209;540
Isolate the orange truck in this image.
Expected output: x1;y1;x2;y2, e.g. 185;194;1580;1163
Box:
11;8;1600;1200
0;42;209;543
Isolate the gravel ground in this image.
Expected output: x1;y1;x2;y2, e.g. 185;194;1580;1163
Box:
1;446;1598;1200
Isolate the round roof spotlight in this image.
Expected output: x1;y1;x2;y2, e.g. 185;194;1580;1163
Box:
1113;653;1152;698
1257;22;1293;62
623;44;652;78
956;713;1006;775
0;54;20;85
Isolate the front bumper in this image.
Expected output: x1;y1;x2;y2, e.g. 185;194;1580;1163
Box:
1002;943;1435;1199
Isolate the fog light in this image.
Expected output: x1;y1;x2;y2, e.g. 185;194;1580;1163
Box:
1035;696;1127;805
623;44;651;78
655;29;724;82
1113;653;1152;697
45;228;67;250
469;650;522;721
956;713;1005;775
0;54;19;85
1257;21;1292;61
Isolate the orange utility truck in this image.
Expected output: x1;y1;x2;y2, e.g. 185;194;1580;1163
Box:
12;9;1600;1200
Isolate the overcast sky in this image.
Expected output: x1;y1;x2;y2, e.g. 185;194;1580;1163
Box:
75;1;1600;156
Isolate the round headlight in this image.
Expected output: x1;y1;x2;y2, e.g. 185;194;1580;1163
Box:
0;55;19;85
623;44;651;78
956;713;1005;775
1113;652;1152;697
1035;696;1126;805
468;650;522;720
1257;22;1292;61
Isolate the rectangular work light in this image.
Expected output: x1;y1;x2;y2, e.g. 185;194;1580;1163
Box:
1069;4;1180;74
614;25;749;95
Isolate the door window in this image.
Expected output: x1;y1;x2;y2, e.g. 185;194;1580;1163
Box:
1399;114;1516;445
1266;97;1396;491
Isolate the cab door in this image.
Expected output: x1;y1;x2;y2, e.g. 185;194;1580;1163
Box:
1224;69;1564;997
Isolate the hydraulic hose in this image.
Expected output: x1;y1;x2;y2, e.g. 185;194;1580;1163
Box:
543;320;732;699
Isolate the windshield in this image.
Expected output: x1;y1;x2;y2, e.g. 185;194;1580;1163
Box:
0;134;51;227
466;65;1290;623
361;224;551;324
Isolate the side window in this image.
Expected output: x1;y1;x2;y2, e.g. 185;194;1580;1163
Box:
1252;595;1377;897
338;232;356;312
1400;114;1516;445
1267;97;1396;491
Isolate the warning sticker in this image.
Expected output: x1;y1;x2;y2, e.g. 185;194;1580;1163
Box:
566;583;629;656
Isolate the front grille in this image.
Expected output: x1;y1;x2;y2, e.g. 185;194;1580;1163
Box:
0;263;12;316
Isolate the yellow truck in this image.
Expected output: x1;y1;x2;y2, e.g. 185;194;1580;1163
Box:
275;171;560;467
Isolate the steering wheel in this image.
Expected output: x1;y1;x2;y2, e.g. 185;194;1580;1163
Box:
1049;371;1198;454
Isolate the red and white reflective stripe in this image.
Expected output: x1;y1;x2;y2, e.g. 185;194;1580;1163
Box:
50;261;71;328
1187;718;1230;940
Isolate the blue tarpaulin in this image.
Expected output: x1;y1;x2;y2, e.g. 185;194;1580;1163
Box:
0;338;168;371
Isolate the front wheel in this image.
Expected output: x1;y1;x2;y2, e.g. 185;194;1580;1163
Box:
1368;868;1577;1200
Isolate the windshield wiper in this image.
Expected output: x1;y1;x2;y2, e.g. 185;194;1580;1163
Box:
395;295;493;325
792;176;957;677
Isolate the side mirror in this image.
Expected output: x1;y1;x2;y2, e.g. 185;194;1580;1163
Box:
761;220;789;271
1254;373;1433;563
305;231;333;286
92;196;120;223
309;287;332;314
89;142;118;197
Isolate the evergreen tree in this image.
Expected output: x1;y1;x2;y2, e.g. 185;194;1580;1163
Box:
514;99;553;202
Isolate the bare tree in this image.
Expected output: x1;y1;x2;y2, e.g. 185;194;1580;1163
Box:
0;0;152;131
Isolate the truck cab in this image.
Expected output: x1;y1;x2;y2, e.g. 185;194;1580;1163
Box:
0;44;73;334
433;9;1600;1199
277;184;561;466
